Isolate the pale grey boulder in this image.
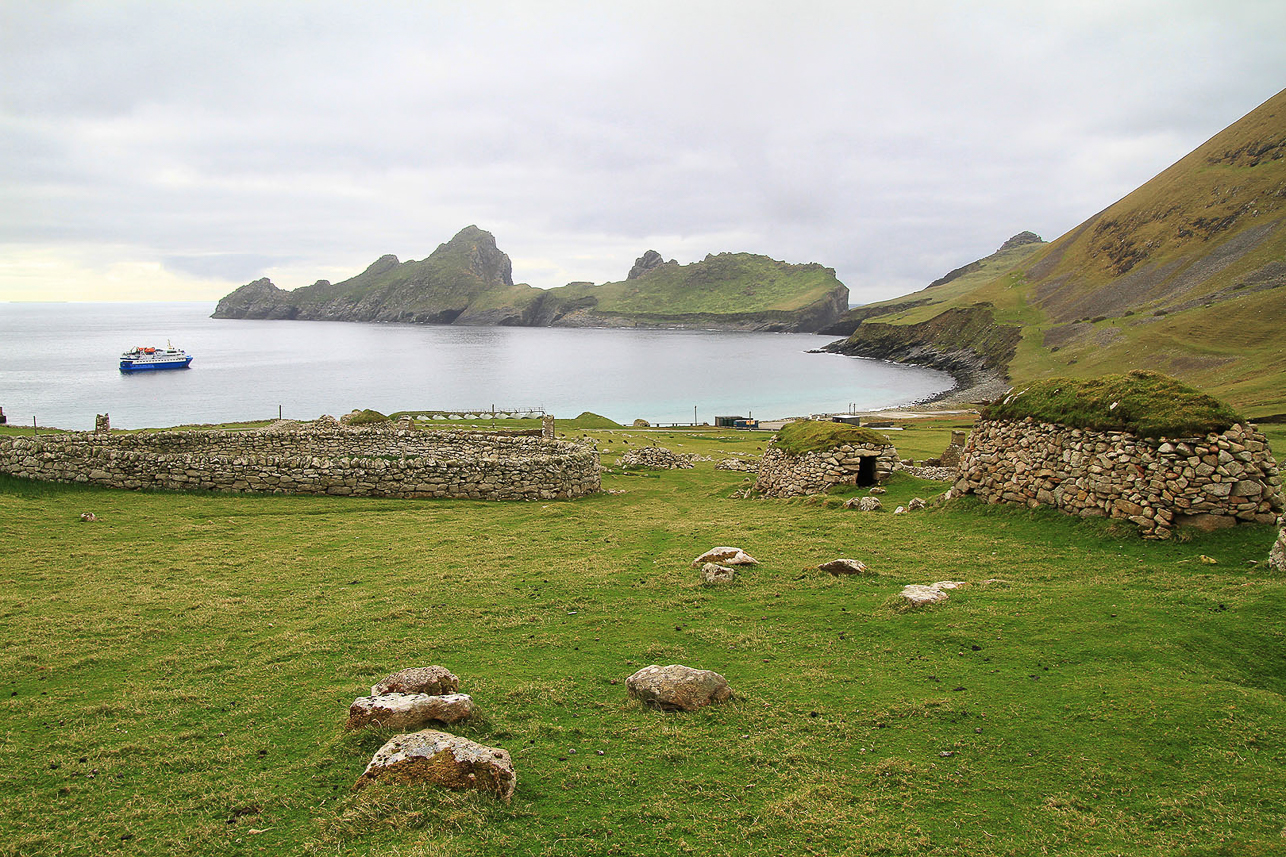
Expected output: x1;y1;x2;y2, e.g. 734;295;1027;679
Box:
345;693;475;731
626;664;732;712
700;563;736;584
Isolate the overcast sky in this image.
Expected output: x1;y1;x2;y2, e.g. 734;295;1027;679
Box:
3;1;1285;306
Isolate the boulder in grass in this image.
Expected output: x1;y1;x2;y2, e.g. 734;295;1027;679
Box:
345;693;475;731
371;665;459;697
691;547;759;568
356;729;515;800
845;497;882;512
900;584;949;606
700;563;736;584
1267;525;1285;573
908;497;927;510
819;558;870;576
626;664;732;712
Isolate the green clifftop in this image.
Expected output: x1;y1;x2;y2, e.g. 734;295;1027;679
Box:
830;86;1286;415
213;229;849;333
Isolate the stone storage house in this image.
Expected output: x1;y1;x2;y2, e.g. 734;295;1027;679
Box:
952;372;1282;539
0;421;600;501
755;420;898;498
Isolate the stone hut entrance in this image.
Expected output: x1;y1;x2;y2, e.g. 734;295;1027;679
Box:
857;456;877;487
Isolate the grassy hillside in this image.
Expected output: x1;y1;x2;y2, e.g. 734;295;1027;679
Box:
552;253;845;318
835;87;1286;416
3;421;1286;855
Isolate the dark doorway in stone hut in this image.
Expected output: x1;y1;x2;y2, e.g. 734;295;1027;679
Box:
857;456;877;487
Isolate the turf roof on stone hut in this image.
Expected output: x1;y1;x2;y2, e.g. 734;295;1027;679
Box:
772;420;892;454
983;371;1243;439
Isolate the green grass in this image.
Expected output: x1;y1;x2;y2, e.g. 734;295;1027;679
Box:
772;420;892;454
2;422;1285;856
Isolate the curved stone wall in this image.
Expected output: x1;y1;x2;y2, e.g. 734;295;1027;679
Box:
954;418;1282;538
755;441;899;498
0;427;600;501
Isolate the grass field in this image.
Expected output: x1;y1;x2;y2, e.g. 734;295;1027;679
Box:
2;421;1284;855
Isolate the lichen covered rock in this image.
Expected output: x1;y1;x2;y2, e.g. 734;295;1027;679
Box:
345;693;475;731
356;729;515;799
371;665;460;697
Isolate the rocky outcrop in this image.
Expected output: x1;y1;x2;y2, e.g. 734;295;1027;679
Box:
626;664;733;712
356;729;516;799
627;250;671;279
953;419;1282;539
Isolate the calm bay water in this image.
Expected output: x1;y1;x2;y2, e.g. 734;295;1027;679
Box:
0;302;952;430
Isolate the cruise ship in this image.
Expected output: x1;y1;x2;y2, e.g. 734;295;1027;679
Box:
119;342;193;373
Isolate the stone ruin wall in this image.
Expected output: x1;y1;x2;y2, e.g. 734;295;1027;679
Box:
954;418;1283;539
755;442;899;498
0;426;601;501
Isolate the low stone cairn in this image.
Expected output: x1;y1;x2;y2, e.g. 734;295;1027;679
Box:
618;446;695;469
348;666;515;799
626;664;733;712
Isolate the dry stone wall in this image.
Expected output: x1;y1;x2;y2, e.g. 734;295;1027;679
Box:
755;442;898;498
0;426;600;501
954;418;1282;539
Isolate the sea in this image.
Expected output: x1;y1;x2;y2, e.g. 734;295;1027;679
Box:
0;302;953;431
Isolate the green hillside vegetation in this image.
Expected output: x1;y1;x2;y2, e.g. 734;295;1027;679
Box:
983;371;1244;438
3;420;1286;855
773;419;891;454
553;253;844;319
833;87;1286;416
213;230;848;332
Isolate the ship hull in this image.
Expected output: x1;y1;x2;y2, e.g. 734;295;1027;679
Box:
119;356;193;373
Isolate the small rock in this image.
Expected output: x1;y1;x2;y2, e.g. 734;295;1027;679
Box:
845;496;882;512
907;497;926;510
691;547;759;567
79;512;97;522
345;693;475;731
371;666;459;697
626;664;732;712
700;563;736;584
893;506;907;515
868;487;886;495
1199;555;1218;565
818;558;870;576
356;729;515;799
931;580;966;590
899;585;949;606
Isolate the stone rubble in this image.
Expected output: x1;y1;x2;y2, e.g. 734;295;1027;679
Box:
617;446;695;469
845;496;883;512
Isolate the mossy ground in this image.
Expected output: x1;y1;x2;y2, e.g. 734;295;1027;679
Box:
2;419;1285;856
771;420;892;455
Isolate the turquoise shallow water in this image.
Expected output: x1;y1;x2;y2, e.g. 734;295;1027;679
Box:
0;302;952;430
